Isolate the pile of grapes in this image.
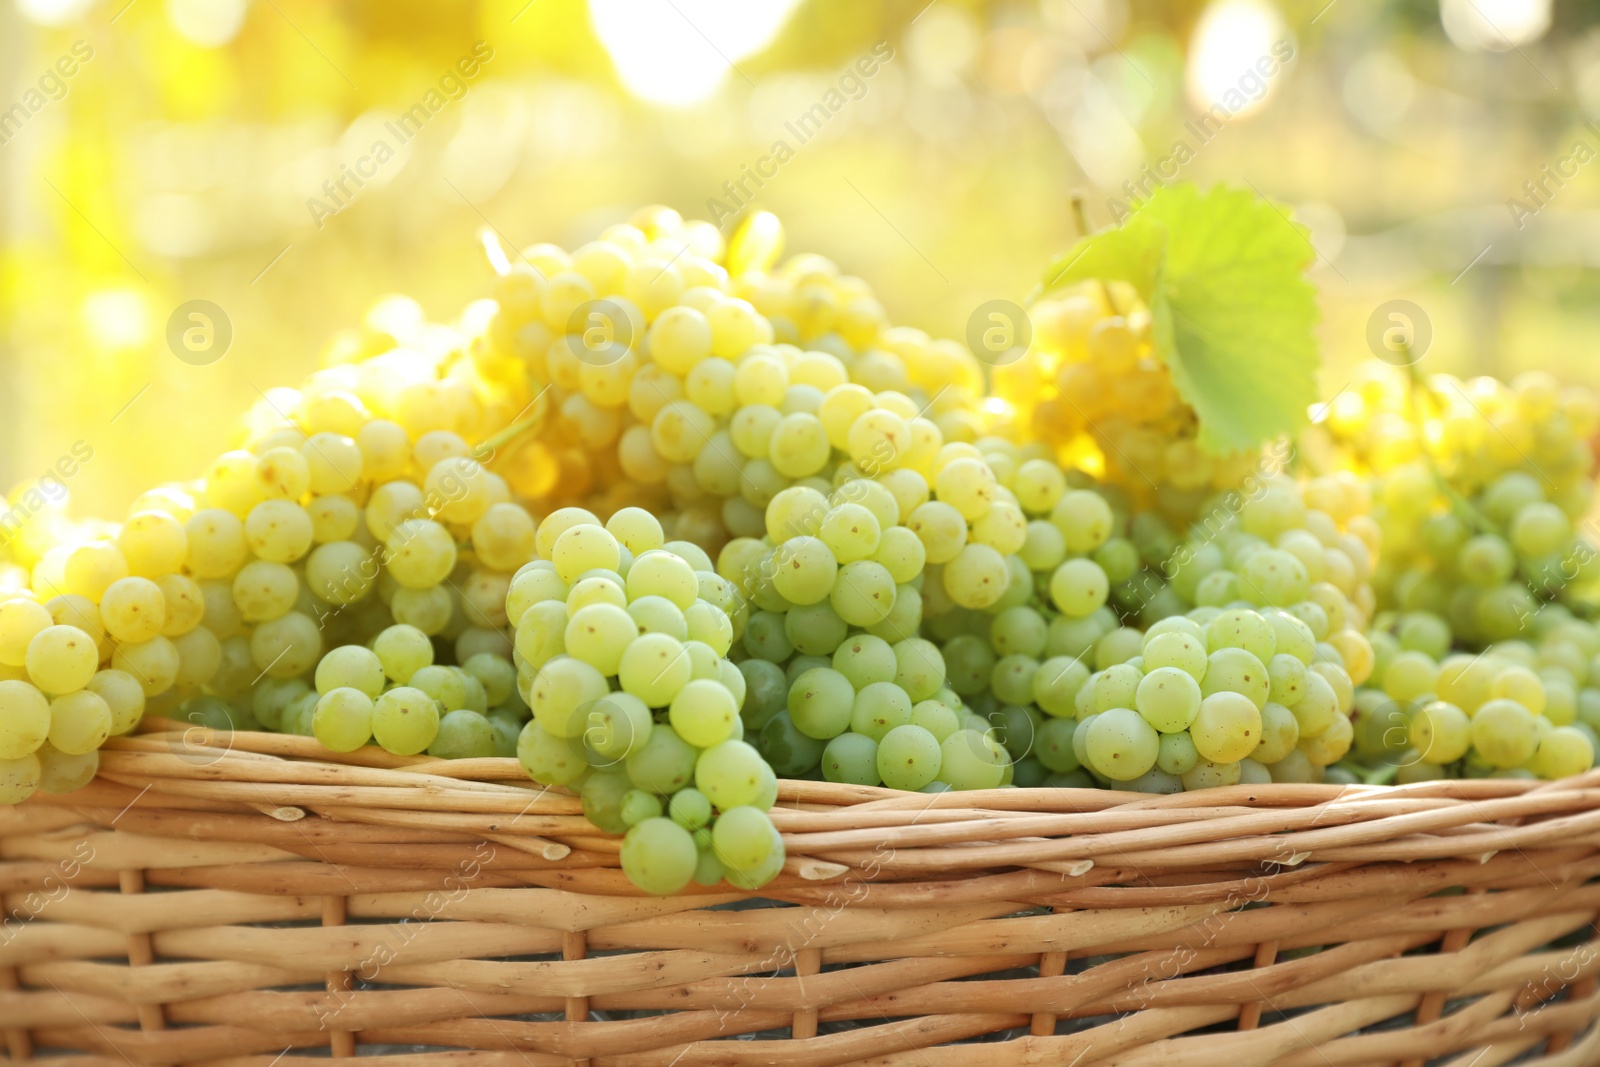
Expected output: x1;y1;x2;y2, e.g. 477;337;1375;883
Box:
0;202;1595;896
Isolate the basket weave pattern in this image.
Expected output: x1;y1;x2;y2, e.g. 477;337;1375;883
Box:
1;723;1598;1066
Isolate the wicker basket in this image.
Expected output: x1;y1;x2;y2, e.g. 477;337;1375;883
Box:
2;721;1599;1066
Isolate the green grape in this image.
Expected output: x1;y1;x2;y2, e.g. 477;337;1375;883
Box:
26;625;98;695
1156;730;1200;775
943;544;1009;610
1408;700;1470;764
819;503;881;563
429;709;496;759
627;550;699;610
1299;712;1353;766
627;595;688;639
617;819;700;902
1095;627;1145;670
722;827;785;890
1290;671;1339;738
757;712;825;776
46;691;112;755
619;722;693;794
990;606;1048;660
0;600;52;667
876;724;942;789
1207;610;1277;663
1033;656;1090;718
1142;631;1208;681
1470;699;1539;768
1052;490;1113;553
1050;559;1110;618
1266;749;1313;783
1383;651;1439;703
743;610;794;661
668;787;713;830
244;500;314;564
909;700;960;742
987;652;1035;705
870;526;926;584
248;613;321;682
1090;663;1143;713
84;670;144;736
694;739;768;809
582;771;632;834
0;753;41;803
618;633;692;706
1534;726;1594;779
832;634;898;689
564;604;638;676
817;731;876;785
620;789;664;827
1267;654;1308;707
584;692;654;763
411;665;470;711
684;600;734;656
1396;613;1451;661
711;805;776;871
668;678;740;748
1135;667;1202;733
986;703;1038;759
784;602;847;657
1263;609;1318;665
1181;758;1242;789
896;633;940;700
1200;647;1270;710
99;577;165;643
1239;549;1310;607
1035;716;1079;772
851;681;913;741
939;729;1008;790
1084;708;1160;780
374;625;434;683
943;634;996;696
312;688;375;753
771;537;838;606
606;507;665;555
0;680;51;759
488;710;521;758
463;653;517;707
868;583;923;643
788;667;855;739
787;655;832;686
1491;665;1546;716
1190;692;1262;763
534;655;614;739
36;742;98;794
830;560;897;626
315;645;385;698
552;524;621;585
1254;702;1300;764
738;659;788;731
907;501;968;564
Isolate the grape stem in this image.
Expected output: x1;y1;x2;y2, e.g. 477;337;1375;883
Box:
1069;193;1120;316
476;394;551;464
1396;349;1498;536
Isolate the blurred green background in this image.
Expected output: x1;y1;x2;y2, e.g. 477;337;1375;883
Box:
1;0;1596;518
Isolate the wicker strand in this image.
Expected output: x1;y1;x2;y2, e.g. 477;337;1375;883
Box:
118;869;166;1035
1235;938;1278;1032
790;947;821;1039
563;930;591;1067
0;965;29;1061
321;896;355;1057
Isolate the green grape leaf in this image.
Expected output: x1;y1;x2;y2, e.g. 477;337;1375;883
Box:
1037;184;1320;456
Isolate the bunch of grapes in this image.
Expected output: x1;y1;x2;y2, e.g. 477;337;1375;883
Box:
0;291;539;798
506;504;781;894
990;282;1263;521
1314;362;1600;640
6;201;1600;901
